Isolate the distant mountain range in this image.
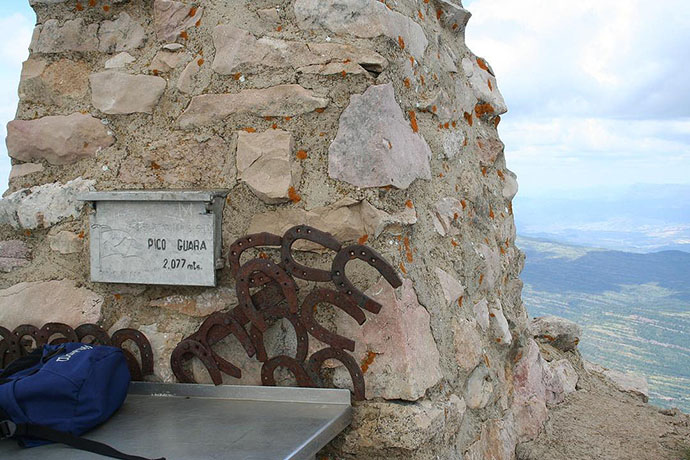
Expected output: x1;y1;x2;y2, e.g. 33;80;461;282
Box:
518;235;690;412
515;183;690;252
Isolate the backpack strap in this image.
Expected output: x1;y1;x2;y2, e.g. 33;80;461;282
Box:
0;408;164;460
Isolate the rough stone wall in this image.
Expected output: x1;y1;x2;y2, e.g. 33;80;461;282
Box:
0;1;561;458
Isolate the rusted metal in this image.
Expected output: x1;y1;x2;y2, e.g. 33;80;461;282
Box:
171;226;401;402
331;244;403;314
307;347;365;401
0;323;154;381
261;355;315;387
299;288;364;352
281;225;341;282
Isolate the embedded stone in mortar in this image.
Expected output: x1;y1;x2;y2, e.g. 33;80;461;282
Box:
150;49;189;73
211;24;387;76
489;302;513;346
153;0;204;42
105;52;136;69
98;12;146;53
9;163;44;180
294;0;428;60
0;240;31;273
435;267;464;306
31;19;99;53
19;58;90;104
341;396;465;453
7;113;114;165
452;317;483;371
149;287;236;317
248;197;416;250
48;230;82;254
0;178;95;230
90;71;167;114
510;339;549;441
465;364;494;409
462;55;507;115
328;83;431;189
333;278;442;401
139;323;184;383
0;280;102;330
178;85;329;129
236;129;301;204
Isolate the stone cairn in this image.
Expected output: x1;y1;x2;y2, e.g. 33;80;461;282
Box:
0;0;568;458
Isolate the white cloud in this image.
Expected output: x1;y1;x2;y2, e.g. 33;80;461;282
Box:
463;0;690;195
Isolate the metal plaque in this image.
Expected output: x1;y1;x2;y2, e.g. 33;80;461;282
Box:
79;190;228;286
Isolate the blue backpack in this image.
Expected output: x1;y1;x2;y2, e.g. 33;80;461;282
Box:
0;342;162;460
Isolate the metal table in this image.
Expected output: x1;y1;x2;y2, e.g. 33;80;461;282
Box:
0;382;352;460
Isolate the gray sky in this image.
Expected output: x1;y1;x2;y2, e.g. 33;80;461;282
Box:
1;1;688;197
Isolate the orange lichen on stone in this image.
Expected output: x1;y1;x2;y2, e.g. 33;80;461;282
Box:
88;0;96;7
424;0;429;3
439;173;444;178
78;231;85;239
195;19;201;27
408;110;419;133
276;25;283;32
180;31;189;40
477;57;489;71
197;58;204;66
343;58;351;64
452;23;458;30
398;36;405;49
487;79;493;91
399;262;407;274
341;70;347;77
403;237;413;263
481;167;487;176
296;149;308;160
500;246;506;255
453;212;459;220
463;112;473;126
431;105;437;113
505;238;510;247
242;127;256;133
457;296;464;308
360;351;377;373
443;122;449;129
272;123;278;129
494;116;501;128
233;72;242;80
436;9;442;19
264;116;273;121
258;252;269;259
319;131;326;136
418;10;424;19
489;312;496;318
484;237;490;244
475;103;495;117
479;274;484;284
288;187;301;203
420;75;425;85
508;202;513;215
405;199;414;209
315;107;325;113
496;170;505;179
451;120;457;128
409;56;415;66
76;2;84;11
24;230;31;236
103;5;110;11
358;234;369;245
460;200;467;209
284;116;292;121
451;239;458;247
403;77;411;88
113;293;121;300
150;161;161;170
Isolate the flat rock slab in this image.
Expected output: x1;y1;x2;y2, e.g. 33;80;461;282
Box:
7;113;114;165
328;83;431;189
0;280;102;330
178;84;329;128
294;0;428;60
90;71;166;114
